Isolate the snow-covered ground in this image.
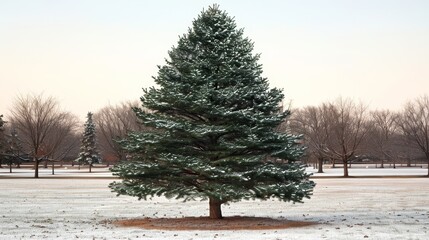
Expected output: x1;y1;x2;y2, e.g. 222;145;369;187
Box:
1;164;428;178
0;166;113;178
0;167;428;239
309;165;429;177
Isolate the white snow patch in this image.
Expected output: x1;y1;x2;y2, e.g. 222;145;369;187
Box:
0;166;428;239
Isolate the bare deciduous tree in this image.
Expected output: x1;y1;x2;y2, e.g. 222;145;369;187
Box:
396;95;429;176
290;106;330;173
322;98;369;177
290;98;369;176
40;112;79;173
93;101;142;163
9;93;75;178
366;110;398;168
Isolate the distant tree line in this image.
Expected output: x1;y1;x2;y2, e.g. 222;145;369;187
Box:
0;94;80;177
288;96;429;176
1;93;429;177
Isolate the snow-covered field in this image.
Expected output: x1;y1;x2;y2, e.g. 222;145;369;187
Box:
309;165;429;177
1;164;428;178
1;167;429;240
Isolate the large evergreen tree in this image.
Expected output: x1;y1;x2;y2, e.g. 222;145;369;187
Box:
110;5;314;219
77;112;100;173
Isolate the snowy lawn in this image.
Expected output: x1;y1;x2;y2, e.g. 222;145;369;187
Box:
309;165;429;177
0;169;428;239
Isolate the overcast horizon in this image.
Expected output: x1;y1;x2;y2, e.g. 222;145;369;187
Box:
1;0;428;121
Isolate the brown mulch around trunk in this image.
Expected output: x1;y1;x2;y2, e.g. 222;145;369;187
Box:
113;216;317;231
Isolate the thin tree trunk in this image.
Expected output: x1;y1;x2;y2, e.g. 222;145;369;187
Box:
9;160;12;173
317;157;324;173
52;161;55;175
89;164;92;173
343;159;349;177
209;198;223;219
34;158;39;178
426;153;429;176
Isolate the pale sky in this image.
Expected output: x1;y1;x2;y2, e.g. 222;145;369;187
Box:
1;0;428;121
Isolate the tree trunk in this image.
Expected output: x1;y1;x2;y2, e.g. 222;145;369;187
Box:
426;153;429;176
34;158;39;178
209;198;223;219
9;160;12;173
52;161;55;175
89;164;92;173
317;157;324;173
343;159;349;177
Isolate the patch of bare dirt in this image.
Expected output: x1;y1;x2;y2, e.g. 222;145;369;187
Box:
113;216;317;231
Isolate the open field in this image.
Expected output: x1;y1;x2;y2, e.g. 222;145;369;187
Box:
0;169;429;239
1;164;428;178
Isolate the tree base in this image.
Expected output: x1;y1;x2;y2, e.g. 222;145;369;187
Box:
113;216;317;230
209;198;223;219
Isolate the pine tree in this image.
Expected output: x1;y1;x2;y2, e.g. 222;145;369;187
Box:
110;5;314;219
77;112;100;173
7;127;23;170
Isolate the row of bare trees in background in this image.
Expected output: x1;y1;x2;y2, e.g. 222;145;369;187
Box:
0;93;142;177
0;95;80;177
1;93;429;177
93;102;143;162
288;96;429;176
